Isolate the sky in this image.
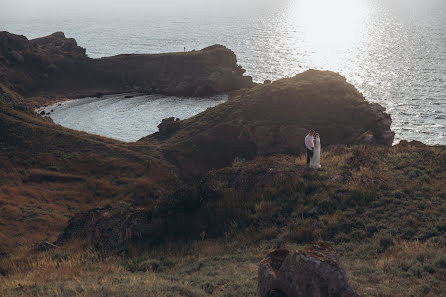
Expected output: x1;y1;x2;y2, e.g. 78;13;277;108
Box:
0;0;286;19
1;0;444;21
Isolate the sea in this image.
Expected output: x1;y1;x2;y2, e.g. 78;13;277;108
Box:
2;0;446;144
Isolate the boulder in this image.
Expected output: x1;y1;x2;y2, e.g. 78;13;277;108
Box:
258;242;359;297
56;205;155;251
55;200;221;251
157;117;181;136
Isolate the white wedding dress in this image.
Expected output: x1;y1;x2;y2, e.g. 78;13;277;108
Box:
310;136;321;169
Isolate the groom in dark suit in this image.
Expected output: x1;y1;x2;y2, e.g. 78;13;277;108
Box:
305;130;315;167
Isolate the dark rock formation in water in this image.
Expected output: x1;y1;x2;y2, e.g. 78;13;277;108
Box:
157;117;181;137
0;31;254;98
258;242;359;297
142;70;394;178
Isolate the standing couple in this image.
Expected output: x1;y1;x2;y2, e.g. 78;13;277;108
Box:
305;130;321;169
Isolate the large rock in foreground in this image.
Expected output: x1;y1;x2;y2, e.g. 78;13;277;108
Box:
0;31;254;97
258;242;359;297
55;198;224;251
142;70;394;178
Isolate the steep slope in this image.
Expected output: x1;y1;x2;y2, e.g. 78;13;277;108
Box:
0;90;178;252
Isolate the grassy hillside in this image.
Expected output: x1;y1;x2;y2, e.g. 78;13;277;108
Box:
0;142;445;297
0;93;178;252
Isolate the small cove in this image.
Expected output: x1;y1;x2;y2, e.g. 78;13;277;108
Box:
39;94;227;142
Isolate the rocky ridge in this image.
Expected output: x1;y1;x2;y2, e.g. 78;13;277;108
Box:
0;31;254;98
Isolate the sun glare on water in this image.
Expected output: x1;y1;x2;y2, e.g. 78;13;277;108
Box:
287;0;370;68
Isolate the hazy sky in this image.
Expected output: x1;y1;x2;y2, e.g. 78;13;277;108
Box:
0;0;286;19
1;0;444;20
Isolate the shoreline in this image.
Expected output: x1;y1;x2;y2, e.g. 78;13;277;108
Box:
32;92;148;116
33;92;229;142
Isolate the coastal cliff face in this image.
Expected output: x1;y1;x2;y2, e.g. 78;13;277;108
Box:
0;31;254;98
143;70;395;178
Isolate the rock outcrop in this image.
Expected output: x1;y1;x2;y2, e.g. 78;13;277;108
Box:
55;196;224;251
56;205;154;251
0;31;254;98
0;31;30;66
142;70;394;178
30;32;87;57
258;242;359;297
157;117;181;137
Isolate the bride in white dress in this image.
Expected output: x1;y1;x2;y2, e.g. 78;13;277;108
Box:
310;133;321;169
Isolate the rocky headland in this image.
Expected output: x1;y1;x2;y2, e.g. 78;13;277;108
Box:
0;31;254;99
142;69;394;178
0;31;445;297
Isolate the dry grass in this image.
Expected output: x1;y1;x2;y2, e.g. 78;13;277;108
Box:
1;236;445;297
0;98;178;252
0;239;264;297
344;240;446;297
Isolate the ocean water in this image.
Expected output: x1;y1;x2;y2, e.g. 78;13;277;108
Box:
38;95;227;142
2;0;446;144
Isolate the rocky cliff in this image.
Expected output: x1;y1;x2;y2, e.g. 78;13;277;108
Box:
0;31;254;98
142;70;394;178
